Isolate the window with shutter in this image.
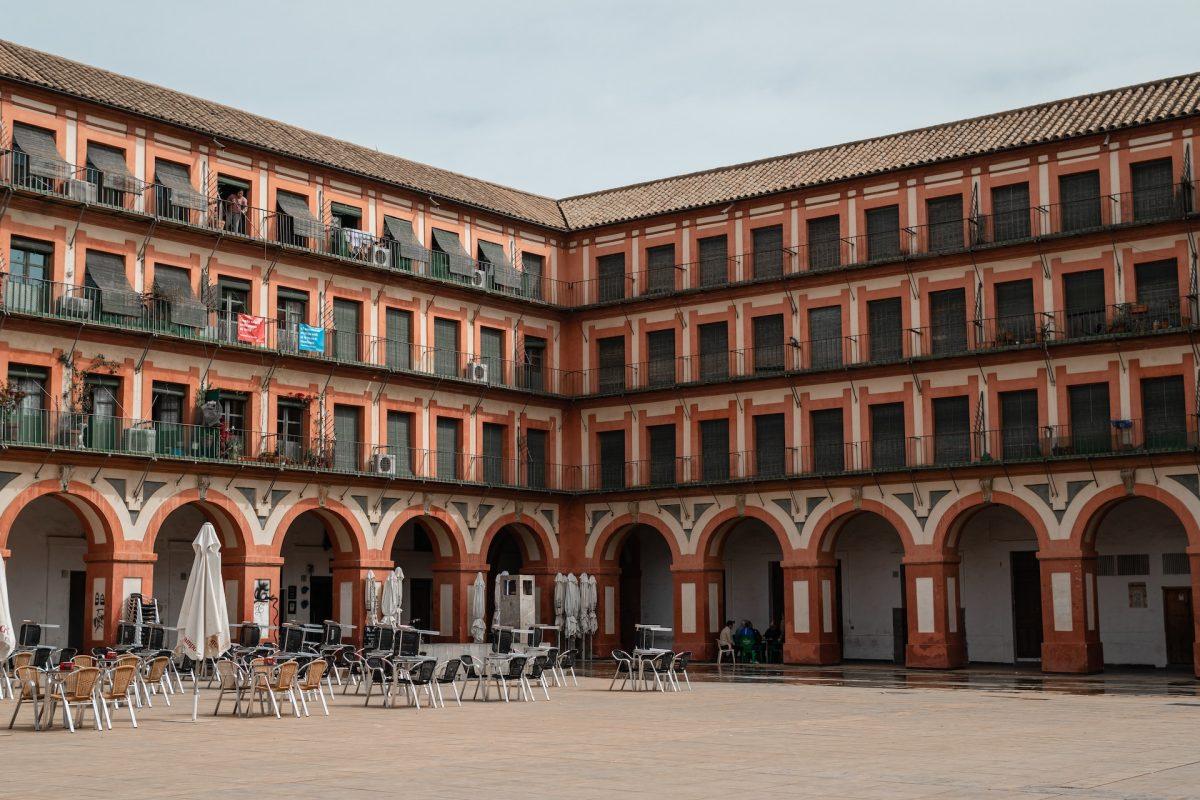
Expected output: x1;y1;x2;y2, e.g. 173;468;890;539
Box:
1130;158;1175;221
870;403;906;469
482;422;506;484
333;404;361;472
1058;170;1102;232
700;418;730;481
598;253;627;302
433;318;460;377
1134;259;1180;329
932;396;970;464
522;252;545;300
991;183;1030;242
386;411;413;476
810;409;845;473
752;314;784;373
1068;383;1112;455
752;225;784;279
698;235;729;287
999;390;1039;460
754;414;786;477
867;298;903;362
332;299;362;362
597;336;626;391
480;327;504;386
524;429;548;488
807;215;841;270
1141;375;1186;450
436;417;461;479
7;364;47;445
1063;270;1106;338
386;307;413;371
993;279;1036;344
646;244;676;295
929;288;967;355
648;424;677;485
598;430;626;489
808;306;843;368
646;330;676;387
926;194;963;252
522;336;547;392
865;205;901;261
698;322;729;380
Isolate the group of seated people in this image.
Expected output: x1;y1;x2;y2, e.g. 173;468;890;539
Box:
718;618;784;663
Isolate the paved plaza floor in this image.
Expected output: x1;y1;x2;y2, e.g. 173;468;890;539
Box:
3;666;1200;799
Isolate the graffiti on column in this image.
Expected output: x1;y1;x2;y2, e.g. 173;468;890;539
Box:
91;578;106;640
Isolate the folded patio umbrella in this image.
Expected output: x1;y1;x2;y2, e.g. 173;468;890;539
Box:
364;570;378;625
470;572;487;643
492;570;508;630
381;567;404;626
565;573;581;638
0;555;16;670
175;522;231;721
584;573;599;635
553;573;566;630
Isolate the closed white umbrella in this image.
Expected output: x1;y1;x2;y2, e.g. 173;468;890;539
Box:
583;573;599;635
492;570;508;630
175;522;231;721
381;567;403;626
470;572;487;643
553;573;565;630
364;571;378;625
565;573;581;638
0;556;16;698
392;567;405;625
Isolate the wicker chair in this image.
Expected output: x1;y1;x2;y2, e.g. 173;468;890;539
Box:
2;651;34;700
139;656;174;707
296;659;330;716
97;664;139;729
248;659;301;718
609;649;635;691
46;666;103;732
72;654;96;668
7;665;48;730
212;659;248;716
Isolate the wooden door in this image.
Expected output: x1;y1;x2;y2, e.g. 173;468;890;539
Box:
1162;587;1195;667
1011;550;1043;661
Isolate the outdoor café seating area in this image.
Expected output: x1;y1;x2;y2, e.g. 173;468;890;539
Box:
608;624;694;692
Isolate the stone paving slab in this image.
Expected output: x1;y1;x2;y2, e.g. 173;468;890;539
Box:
2;677;1199;799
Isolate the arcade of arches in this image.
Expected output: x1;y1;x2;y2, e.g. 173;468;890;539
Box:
2;484;1198;677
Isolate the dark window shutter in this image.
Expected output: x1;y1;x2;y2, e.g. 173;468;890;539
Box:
1131;158;1175;221
993;279;1035;344
598;430;626;488
1063;270;1106;337
870;403;906;469
597;336;626;391
929;288;967;355
752;314;784;372
646;330;676;387
751;225;784;279
698;235;729;287
522;252;544;300
700;418;730;481
522;335;546;392
1135;259;1180;328
1058;171;1102;231
480;327;504;385
482;422;506;483
807;215;841;270
999;390;1039;460
333;404;361;471
386;307;413;370
433;317;460;377
932;396;971;464
332;299;362;362
598;253;626;301
810;408;845;473
698;322;729;380
754;413;786;476
646;244;675;295
648;424;677;484
865;205;901;261
1141;376;1187;450
867;298;903;362
808;306;843;368
990;183;1030;241
386;411;413;475
926;194;964;251
524;429;547;488
1068;383;1111;454
436;417;461;479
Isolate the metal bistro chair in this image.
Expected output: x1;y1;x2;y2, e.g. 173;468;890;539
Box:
247;658;302;718
433;658;463;707
557;648;579;687
609;649;635;691
673;651;693;690
525;655;552;701
642;650;676;692
542;646;561;687
296;659;330;717
362;654;396;707
96;664;139;730
7;665;48;730
212;659;248;716
486;655;529;703
403;658;440;710
138;655;174;707
45;666;104;733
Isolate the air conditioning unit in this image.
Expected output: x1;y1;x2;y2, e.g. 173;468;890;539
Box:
58;294;94;317
371;245;390;267
66;178;98;204
123;427;157;453
467;360;489;383
470;269;487;288
370;452;397;475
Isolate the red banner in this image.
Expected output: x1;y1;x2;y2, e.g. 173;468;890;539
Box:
237;313;267;345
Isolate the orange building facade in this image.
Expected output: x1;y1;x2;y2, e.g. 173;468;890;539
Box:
1;40;1199;675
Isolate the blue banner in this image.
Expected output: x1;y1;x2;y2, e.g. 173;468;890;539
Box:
297;324;325;352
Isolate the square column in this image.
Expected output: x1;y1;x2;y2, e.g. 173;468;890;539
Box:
431;565;481;644
83;552;156;649
782;565;840;664
1190;551;1200;678
222;557;283;640
904;559;966;669
590;568;621;657
672;567;723;660
330;558;393;640
1039;554;1103;673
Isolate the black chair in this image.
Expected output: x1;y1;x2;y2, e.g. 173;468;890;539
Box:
674;651;693;690
401;658;439;710
362;654;395;707
609;649;634;691
558;648;579;687
543;647;561;686
17;623;42;648
396;629;421;658
488;655;529;703
53;648;77;667
526;655;551;701
434;659;462;707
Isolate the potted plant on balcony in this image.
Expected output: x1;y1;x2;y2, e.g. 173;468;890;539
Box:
58;352;121;447
0;379;29;440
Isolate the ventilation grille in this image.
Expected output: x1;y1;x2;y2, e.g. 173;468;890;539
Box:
1162;552;1191;575
1097;554;1151;576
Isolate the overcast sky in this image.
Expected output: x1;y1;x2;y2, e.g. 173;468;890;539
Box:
8;1;1199;198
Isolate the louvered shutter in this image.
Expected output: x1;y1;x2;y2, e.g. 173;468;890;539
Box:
598;253;626;301
524;429;548;488
333;405;361;472
867;298;903;362
1063;270;1106;337
1059;171;1102;231
646;244;675;295
990;183;1030;241
698;322;729;380
807;215;841;270
1068;383;1111;454
386;411;413;476
752;225;783;279
646;330;676;387
332;299;361;362
698;235;729;287
926;194;963;252
865;205;901;261
436;417;460;479
994;279;1035;344
870;403;906;469
932;396;971;464
1135;259;1180;328
84;250;141;318
523;336;547;392
1131;158;1175;221
522;252;545;300
810;409;845;473
482;422;506;484
807;306;843;368
598;430;626;489
752;314;784;372
1000;390;1039;460
1141;376;1186;450
700;419;730;481
648;424;677;485
597;336;626;391
929;288;967;355
754;413;786;477
434;318;460;377
480;327;504;385
386;307;413;370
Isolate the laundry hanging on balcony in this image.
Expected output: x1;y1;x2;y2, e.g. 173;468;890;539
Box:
297;323;325;352
236;313;267;345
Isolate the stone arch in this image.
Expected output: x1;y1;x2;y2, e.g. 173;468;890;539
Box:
930;491;1053;556
142;488;253;555
271;498;366;559
1069;482;1200;552
0;479;121;552
478;513;556;566
590;513;684;564
379;505;465;562
695;505;795;562
805;498;917;560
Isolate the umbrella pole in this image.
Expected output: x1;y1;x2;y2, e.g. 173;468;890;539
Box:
193;681;200;722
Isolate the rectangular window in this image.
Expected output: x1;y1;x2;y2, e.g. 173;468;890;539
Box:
433;317;460;377
524;428;548;489
217;392;248;460
272;398;305;463
999;389;1039;460
752;314;785;373
867;297;903;362
385;307;413;370
646;330;676;387
86;142;133;207
386;410;414;476
991;183;1030;242
10;122;69;189
436;417;461;480
807;215;841;270
1058;170;1102;232
1069;383;1112;455
698;322;729;380
277;288;309;354
333;404;361;472
929;288;967;355
754;413;786;477
698;235;729;287
85;249;141;319
597;253;626;302
865;205;901;261
430;228;474;278
1141;376;1187;450
522;335;547;392
700;418;730;481
597;336;626;392
5;364;48;445
598;430;626;489
870;403;906;469
1130;158;1175;221
215;276;250;343
1134;259;1180;330
926;194;963;252
522;252;545;300
480;327;504;386
482;422;506;484
752;225;784;279
810;408;845;473
932;395;971;464
331;298;362;363
1063;270;1106;338
807;306;842;368
82;374;121;451
993;279;1036;345
5;237;53;314
647;424;677;485
645;244;675;295
150;381;186;456
275;190;319;246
